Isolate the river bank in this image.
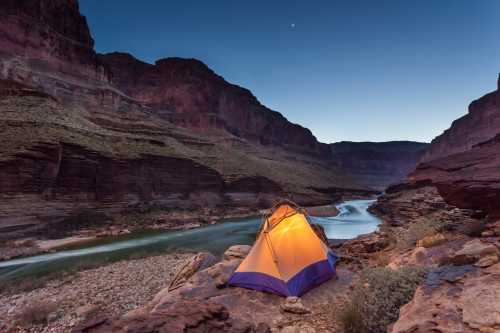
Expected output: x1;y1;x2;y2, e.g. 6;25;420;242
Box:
0;203;343;263
0;199;380;332
46;186;500;333
0;252;193;332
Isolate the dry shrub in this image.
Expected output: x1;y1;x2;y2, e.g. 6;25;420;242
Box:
372;250;392;267
339;266;425;333
397;218;448;250
416;233;448;248
16;300;57;326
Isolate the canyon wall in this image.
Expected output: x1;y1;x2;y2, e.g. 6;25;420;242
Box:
409;77;500;217
330;141;428;191
0;0;364;232
98;53;330;157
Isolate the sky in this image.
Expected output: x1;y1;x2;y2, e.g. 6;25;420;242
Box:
80;0;500;143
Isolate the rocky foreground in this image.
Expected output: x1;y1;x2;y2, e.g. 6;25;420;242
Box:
1;187;499;333
0;253;193;333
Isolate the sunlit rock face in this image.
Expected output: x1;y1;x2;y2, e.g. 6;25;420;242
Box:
330;141;428;191
409;77;500;218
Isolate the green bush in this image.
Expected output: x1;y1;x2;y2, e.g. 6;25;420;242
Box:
339;266;425;333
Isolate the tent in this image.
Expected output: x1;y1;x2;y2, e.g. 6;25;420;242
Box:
228;201;338;297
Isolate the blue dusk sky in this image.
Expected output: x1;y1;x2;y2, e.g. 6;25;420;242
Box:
80;0;500;143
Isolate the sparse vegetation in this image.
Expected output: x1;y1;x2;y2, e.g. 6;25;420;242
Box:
416;232;448;248
339;266;426;333
459;219;487;237
396;217;453;250
15;300;57;326
372;250;392;267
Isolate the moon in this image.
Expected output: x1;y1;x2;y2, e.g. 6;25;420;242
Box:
291;23;296;28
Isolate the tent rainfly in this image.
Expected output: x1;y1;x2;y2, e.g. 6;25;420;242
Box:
228;202;338;297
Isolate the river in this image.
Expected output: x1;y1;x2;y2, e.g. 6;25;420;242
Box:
0;199;380;282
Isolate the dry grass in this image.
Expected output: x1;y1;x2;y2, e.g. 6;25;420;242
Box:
416;233;448;248
396;217;452;250
15;300;57;326
372;250;392;267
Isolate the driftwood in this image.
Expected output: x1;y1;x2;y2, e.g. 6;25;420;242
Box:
168;252;217;292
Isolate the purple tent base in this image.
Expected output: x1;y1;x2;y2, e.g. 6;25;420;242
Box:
228;251;338;297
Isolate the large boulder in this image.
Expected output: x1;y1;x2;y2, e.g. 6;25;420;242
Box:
223;245;252;261
390;263;500;333
73;299;270;333
440;239;499;266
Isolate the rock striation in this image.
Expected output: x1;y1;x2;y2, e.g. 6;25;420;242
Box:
0;0;364;233
99;53;330;157
330;141;428;191
409;77;500;218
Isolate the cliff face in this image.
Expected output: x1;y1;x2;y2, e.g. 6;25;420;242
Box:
421;76;500;163
330;141;428;191
0;0;361;231
98;53;330;157
410;77;500;217
0;0;109;84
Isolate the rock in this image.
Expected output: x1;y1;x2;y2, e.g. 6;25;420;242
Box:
420;76;500;164
370;186;455;226
340;231;389;254
305;205;339;217
482;230;495;237
0;0;361;231
280;324;316;333
75;304;100;319
330;141;428;191
98;53;332;159
280;297;310;314
424;265;475;292
73;299;261;333
206;259;242;288
475;253;499;268
391;263;500;333
223;245;252;261
168;252;217;291
47;311;60;323
408;77;500;217
455;239;498;260
462;266;500;332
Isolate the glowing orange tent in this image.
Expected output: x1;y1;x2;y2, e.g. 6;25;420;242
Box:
228;201;337;296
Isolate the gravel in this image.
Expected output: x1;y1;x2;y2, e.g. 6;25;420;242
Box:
0;253;192;332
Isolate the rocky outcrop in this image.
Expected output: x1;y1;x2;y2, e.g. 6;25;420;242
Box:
330;141;428;191
390;263;500;333
0;0;103;80
406;76;500;218
370;185;454;226
76;246;355;333
73;299;270;333
409;135;500;218
0;0;133;110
